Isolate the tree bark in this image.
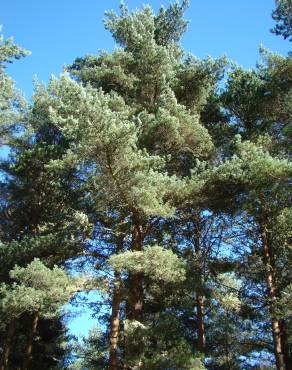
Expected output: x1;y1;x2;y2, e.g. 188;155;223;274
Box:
260;223;286;370
280;321;291;369
22;311;39;370
0;321;16;370
194;214;206;355
126;272;144;322
124;212;144;368
109;270;122;370
196;295;206;354
109;237;123;370
127;212;144;322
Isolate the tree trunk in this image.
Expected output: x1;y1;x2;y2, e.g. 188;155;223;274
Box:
260;223;286;370
124;213;144;368
109;270;121;370
22;311;39;370
0;321;16;370
194;214;206;355
109;237;123;370
127;213;144;322
126;272;144;322
280;321;291;369
196;295;206;354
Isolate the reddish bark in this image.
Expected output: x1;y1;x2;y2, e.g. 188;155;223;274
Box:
261;223;286;370
127;213;144;322
109;237;123;370
109;270;122;370
0;321;16;370
22;311;39;370
196;295;206;354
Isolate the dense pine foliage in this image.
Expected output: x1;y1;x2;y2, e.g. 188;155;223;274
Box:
0;1;291;369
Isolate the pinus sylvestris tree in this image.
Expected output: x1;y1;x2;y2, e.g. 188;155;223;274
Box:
0;33;89;369
44;1;227;367
203;138;292;369
200;46;291;368
0;98;90;368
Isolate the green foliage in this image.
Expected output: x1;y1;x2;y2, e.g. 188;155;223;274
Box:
140;87;213;157
212;273;241;312
222;51;292;144
38;75;182;218
0;2;291;369
0;259;81;327
271;0;292;41
0;29;28;65
209;137;292;187
154;0;189;46
174;55;227;113
109;245;185;283
0;29;29;143
67;327;108;370
201;136;292;217
121;314;205;370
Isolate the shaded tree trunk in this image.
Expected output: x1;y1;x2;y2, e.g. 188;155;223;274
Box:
196;295;206;354
22;311;39;370
126;272;144;322
260;223;286;370
0;321;16;370
109;270;122;370
194;214;206;355
109;237;123;370
22;205;41;370
124;212;144;368
280;321;292;369
127;213;144;322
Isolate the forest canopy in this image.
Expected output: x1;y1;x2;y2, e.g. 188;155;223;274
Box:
0;1;291;369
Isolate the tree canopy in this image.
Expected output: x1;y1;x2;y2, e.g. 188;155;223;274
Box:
0;1;291;369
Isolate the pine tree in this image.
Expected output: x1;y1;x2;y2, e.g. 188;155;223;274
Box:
0;259;81;370
65;2;227;367
44;1;230;367
203;138;292;369
0;75;90;369
0;29;29;144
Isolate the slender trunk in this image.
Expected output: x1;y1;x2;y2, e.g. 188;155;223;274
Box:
0;321;16;370
109;270;121;370
260;223;285;370
224;311;231;366
196;296;206;354
194;214;206;355
127;214;144;322
126;272;143;322
124;213;144;368
22;311;39;370
109;237;123;370
280;321;291;369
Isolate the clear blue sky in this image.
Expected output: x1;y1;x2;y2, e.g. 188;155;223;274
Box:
2;0;291;100
1;0;290;338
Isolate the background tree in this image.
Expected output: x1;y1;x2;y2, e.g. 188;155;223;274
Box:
271;0;292;41
0;259;81;369
0;29;29;144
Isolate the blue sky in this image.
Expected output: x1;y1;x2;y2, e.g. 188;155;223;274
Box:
2;0;291;100
1;0;290;338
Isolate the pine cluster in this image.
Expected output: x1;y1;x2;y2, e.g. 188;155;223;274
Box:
0;2;291;369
